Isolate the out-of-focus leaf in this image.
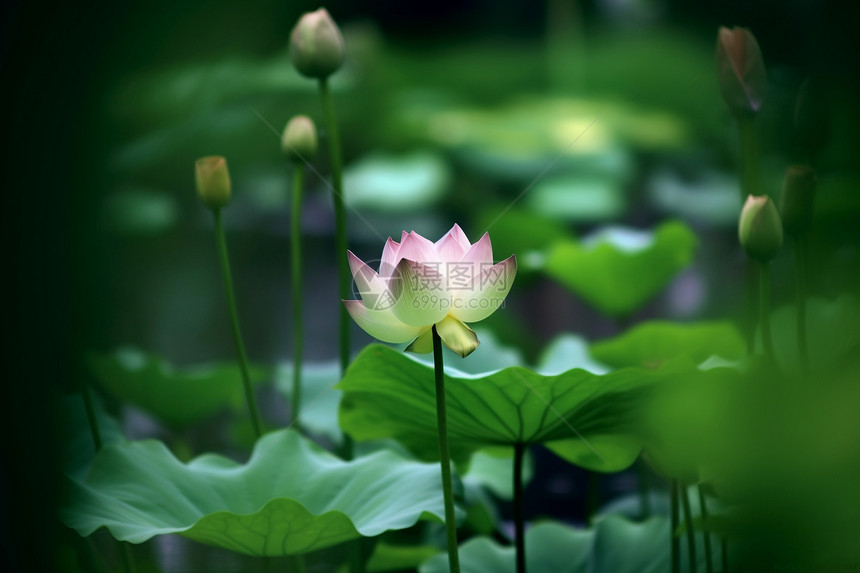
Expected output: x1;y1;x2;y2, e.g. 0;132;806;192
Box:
525;174;626;222
274;361;342;444
60;393;125;478
343;151;451;212
536;334;610;375
88;348;271;428
419;516;688;573
365;543;441;572
474;207;571;269
62;430;453;556
591;320;745;369
102;188;180;235
542;221;698;317
338;345;678;472
647;168;741;226
462;448;534;500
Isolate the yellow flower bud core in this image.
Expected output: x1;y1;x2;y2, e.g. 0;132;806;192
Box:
716;26;767;118
739;195;783;262
289;8;345;79
281;115;318;161
195;156;232;209
780;165;817;236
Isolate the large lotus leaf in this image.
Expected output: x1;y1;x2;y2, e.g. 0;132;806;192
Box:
61;429;453;557
761;294;860;373
542;220;697;317
338;345;673;472
88;347;271;428
343;151;451;212
420;516;689;573
591;320;745;369
524;174;627;223
60;393;125;477
274;361;342;444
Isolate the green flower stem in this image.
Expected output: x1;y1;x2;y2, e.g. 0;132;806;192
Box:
636;460;651;520
793;235;810;375
79;381;102;451
671;480;680;573
318;78;350;378
680;484;697;573
213;209;263;438
432;325;461;573
698;485;714;573
759;262;775;361
290;163;305;426
513;442;527;573
738;118;762;200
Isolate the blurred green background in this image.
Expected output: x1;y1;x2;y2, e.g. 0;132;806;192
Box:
4;0;860;571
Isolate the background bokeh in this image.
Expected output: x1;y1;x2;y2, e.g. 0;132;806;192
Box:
4;0;859;571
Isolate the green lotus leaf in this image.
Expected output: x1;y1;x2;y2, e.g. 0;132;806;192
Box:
542;220;697;318
419;516;688;573
274;361;342;444
338;345;673;472
88;347;271;428
61;429;453;557
591;320;745;369
343;151;451;212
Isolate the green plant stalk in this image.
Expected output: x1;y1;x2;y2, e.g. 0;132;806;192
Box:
671;480;680;573
513;442;527;573
79;380;102;451
793;235;810;374
291;164;304;426
432;325;461;573
737;118;762;200
318;78;350;378
584;471;600;522
213;209;263;438
721;536;729;573
680;484;697;573
759;262;775;361
636;460;651;519
698;485;714;573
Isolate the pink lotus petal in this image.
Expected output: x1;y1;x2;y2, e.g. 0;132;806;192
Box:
461;232;493;266
342;300;425;343
379;237;401;278
396;231;439;267
347;251;390;303
449;255;516;323
435;224;472;263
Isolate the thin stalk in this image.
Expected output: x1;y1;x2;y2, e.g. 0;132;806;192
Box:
213;209;263;438
318;78;350;378
80;381;102;451
290;164;304;426
737;118;762;200
120;543;136;573
671;480;680;573
793;235;810;375
698;485;714;573
432;325;460;573
636;460;651;519
584;471;600;522
759;262;775;362
680;485;697;573
721;536;729;573
513;442;527;573
289;554;307;573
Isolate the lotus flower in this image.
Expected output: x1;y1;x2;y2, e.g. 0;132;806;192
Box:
344;225;516;358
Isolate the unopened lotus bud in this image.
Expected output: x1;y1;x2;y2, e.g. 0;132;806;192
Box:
780;165;817;236
195;156;231;209
289;8;345;79
281;115;318;161
794;77;829;158
739;195;783;262
716;26;767;118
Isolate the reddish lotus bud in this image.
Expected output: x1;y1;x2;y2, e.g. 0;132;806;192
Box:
716;27;768;118
780;165;817;236
739;195;783;262
289;8;345;79
195;156;231;209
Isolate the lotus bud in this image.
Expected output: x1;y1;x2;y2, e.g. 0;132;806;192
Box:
195;156;231;209
739;195;783;262
289;8;345;79
780;165;817;236
794;77;829;158
281;115;318;162
716;26;768;118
